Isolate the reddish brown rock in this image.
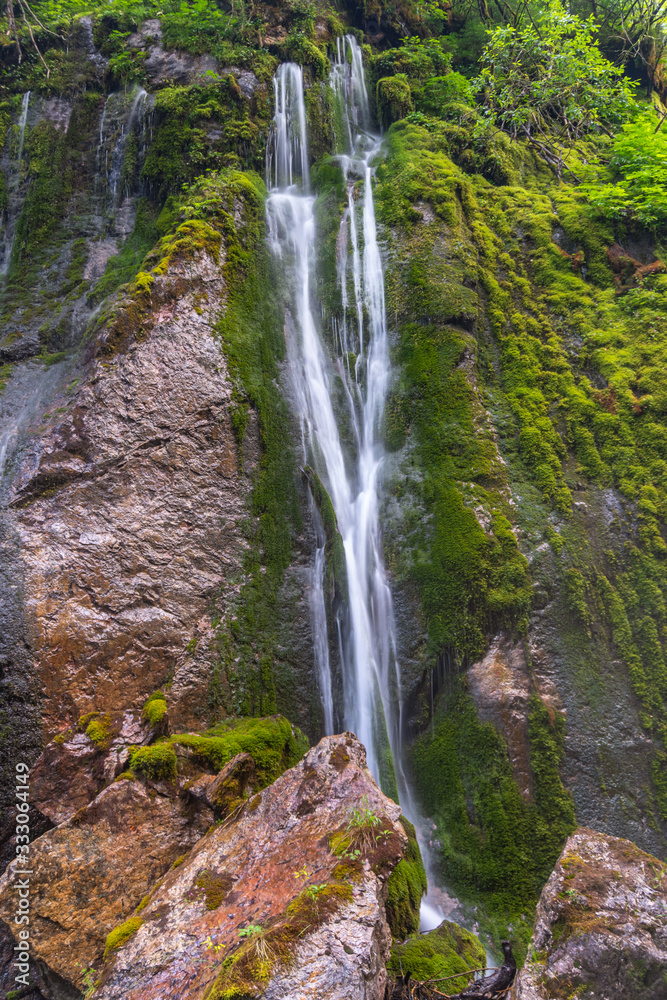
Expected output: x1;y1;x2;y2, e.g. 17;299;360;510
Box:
10;247;256;742
94;734;408;1000
30;710;153;825
0;775;213;993
205;751;258;816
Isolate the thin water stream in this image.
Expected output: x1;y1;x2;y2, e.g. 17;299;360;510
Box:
267;41;449;930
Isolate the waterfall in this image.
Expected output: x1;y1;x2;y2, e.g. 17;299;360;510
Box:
268;37;452;932
0;91;31;279
96;86;150;234
267;42;403;787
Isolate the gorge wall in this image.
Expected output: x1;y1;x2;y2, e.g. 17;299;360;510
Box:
0;0;666;995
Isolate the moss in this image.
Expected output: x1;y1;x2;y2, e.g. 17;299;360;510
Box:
206;882;353;1000
84;713;114;750
129;743;177;781
187;868;234;909
377;74;413;127
142;692;167;727
171;715;308;785
386;816;428;939
410;686;575;960
388;920;486;991
103;916;143;961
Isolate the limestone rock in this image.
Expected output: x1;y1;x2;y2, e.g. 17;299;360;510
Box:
512;827;667;1000
0;775;213;994
94;734;407;1000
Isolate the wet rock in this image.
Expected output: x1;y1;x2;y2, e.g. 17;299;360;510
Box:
511;827;667;1000
0;775;213;993
206;751;257;815
94;734;408;1000
29;710;154;825
9;247;255;739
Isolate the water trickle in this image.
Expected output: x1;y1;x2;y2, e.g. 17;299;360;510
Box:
0;92;31;279
95;87;150;235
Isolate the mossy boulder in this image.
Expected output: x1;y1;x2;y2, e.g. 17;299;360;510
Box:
387;920;486;993
377;74;413;127
171;715;309;787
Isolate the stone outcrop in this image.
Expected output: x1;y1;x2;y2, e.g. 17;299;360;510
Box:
92;734;409;1000
0;774;213;995
9;246;253;740
512;827;667;1000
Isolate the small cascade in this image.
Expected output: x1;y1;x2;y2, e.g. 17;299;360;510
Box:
0;92;31;279
95;87;151;235
266;63;309;190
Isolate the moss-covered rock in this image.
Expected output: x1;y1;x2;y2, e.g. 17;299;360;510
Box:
387;920;486;992
171;715;308;786
386;816;427;939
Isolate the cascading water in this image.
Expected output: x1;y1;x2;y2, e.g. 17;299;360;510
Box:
267;56;402;788
268;40;454;933
0;91;31;278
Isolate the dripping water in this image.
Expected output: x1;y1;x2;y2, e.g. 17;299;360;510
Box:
0;92;31;279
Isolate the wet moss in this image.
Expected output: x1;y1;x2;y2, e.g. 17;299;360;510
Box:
388;920;486;991
410;686;575;959
386;816;428;939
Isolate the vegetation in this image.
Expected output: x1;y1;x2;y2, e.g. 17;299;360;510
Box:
388;920;486;993
103;915;144;960
2;0;667;974
170;715;309;784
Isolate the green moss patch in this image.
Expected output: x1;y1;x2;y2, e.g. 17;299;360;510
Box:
171;715;308;786
129;743;178;781
410;688;575;959
386;816;428;939
388;920;486;991
142;692;168;727
103;916;143;961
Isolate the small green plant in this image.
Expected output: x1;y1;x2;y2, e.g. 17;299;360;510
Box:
239;924;263;938
74;962;98;999
346;795;381;853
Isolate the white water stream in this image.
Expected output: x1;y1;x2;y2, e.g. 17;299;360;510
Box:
0;91;31;278
267;42;451;932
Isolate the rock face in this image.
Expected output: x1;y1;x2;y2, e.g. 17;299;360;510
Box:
10;247;253;740
0;774;213;995
94;734;407;1000
512;827;667;1000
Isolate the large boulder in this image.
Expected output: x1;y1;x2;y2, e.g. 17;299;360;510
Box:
512;827;667;1000
93;734;413;1000
0;775;213;997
